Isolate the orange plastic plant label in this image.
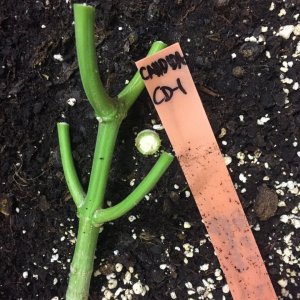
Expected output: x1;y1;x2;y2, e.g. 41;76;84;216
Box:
136;43;277;300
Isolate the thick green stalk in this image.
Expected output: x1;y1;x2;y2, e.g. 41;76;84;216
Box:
74;4;116;119
66;120;122;299
66;218;99;300
80;120;122;215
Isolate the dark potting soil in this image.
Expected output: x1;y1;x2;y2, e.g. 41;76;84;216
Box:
1;0;299;299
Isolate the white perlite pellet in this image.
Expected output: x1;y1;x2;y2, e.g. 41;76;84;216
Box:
224;156;232;165
292;82;299;90
269;2;275;11
200;263;209;271
281;78;293;84
184;221;191;229
51;254;59;262
239;173;247;183
185;190;191;198
185;282;193;289
115;287;123;297
153;124;164;130
293;24;300;36
277;25;295;39
159;264;167;270
115;263;123;273
108;279;117;289
278;8;286;17
128;215;136;222
53;54;64;61
104;290;113;299
132;281;144;295
67;98;76;106
123;271;131;284
257;116;270;125
278;278;288;288
222;284;230;293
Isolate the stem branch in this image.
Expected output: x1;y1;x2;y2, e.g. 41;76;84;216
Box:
93;152;174;224
118;41;167;111
57;122;85;207
74;4;116;119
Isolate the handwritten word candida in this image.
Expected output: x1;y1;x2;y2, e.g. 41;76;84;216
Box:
139;51;186;80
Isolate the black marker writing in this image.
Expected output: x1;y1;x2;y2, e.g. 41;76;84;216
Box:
140;51;186;80
153;78;187;105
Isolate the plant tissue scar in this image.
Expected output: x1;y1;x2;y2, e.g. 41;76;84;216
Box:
153;78;187;105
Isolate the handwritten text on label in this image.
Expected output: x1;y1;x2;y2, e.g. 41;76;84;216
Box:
139;51;186;80
153;78;187;105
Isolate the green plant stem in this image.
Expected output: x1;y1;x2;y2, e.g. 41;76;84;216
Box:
74;4;116;119
65;121;173;300
62;4;171;300
80;120;122;215
93;152;174;224
57;122;85;207
66;217;99;300
66;120;122;299
118;41;167;111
